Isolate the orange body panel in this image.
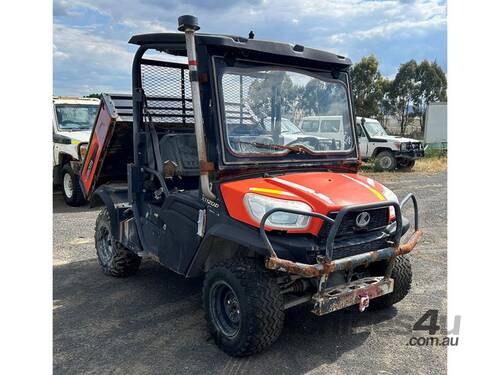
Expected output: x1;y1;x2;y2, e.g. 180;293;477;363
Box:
80;103;114;198
220;172;390;235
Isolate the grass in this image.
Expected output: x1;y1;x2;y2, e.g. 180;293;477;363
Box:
360;150;447;174
413;155;447;173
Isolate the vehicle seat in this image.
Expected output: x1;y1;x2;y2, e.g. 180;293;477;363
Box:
159;134;200;177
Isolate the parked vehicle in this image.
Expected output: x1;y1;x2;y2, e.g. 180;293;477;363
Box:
83;15;422;357
261;117;333;149
424;102;447;149
263;117;300;133
299;115;345;150
356;117;424;171
53;96;100;206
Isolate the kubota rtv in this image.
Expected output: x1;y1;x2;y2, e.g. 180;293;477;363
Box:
81;15;422;356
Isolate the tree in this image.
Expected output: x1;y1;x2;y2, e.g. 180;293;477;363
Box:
378;77;394;128
247;72;301;142
85;93;101;98
248;72;300;119
412;60;447;133
300;79;328;115
389;60;417;135
350;55;385;118
298;78;349;117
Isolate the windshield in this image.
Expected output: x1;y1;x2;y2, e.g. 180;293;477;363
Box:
263;117;301;134
220;67;354;156
55;104;99;131
363;120;388;137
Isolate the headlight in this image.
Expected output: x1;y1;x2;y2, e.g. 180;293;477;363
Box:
381;185;398;219
243;193;312;229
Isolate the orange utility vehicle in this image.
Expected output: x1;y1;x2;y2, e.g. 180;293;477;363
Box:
81;15;422;356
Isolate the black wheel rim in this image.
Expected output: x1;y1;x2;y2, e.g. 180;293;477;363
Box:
209;281;241;338
97;226;113;263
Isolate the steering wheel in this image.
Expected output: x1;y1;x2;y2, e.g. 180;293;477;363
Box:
286;137;321;149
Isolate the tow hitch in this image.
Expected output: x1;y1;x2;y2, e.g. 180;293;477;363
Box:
312;276;393;315
359;294;370;312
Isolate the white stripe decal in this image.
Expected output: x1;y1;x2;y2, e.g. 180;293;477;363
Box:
341;174;386;201
271;177;334;204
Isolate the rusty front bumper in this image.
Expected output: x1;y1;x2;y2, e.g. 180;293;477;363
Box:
260;193;421;314
265;229;422;277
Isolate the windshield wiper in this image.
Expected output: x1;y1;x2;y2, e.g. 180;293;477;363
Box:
234;140;311;154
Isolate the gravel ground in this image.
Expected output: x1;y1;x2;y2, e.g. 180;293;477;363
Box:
53;171;447;374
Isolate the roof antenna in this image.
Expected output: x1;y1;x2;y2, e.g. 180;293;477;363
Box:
248;30;255;39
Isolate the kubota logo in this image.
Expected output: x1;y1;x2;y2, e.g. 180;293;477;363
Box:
355;211;371;227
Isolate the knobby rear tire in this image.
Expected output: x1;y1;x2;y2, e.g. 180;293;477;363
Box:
95;208;141;277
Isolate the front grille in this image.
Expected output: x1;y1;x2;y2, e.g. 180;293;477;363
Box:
407;142;422;150
317;207;390;260
332;238;389;259
318;207;389;241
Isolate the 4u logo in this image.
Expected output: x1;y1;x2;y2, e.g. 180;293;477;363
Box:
413;309;461;335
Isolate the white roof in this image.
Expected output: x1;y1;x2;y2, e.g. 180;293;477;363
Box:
53;96;100;105
356;116;379;122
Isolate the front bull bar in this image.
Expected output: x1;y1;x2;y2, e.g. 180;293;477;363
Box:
260;193;422;279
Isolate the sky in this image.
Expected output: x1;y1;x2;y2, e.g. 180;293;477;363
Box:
53;0;447;96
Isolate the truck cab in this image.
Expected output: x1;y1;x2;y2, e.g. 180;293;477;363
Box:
53;96;100;205
356;116;424;171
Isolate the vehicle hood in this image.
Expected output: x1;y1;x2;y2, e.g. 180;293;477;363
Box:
220;171;396;234
57;130;91;143
371;135;421;143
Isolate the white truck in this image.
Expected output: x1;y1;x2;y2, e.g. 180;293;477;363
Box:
53;96;100;206
355;117;424;171
298;115;345;150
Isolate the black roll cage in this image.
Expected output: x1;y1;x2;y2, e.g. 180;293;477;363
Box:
129;35;360;182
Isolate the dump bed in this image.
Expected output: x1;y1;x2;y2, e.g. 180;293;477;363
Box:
80;93;134;199
80;59;200;199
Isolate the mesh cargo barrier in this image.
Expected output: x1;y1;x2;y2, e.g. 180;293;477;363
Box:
140;59;194;125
